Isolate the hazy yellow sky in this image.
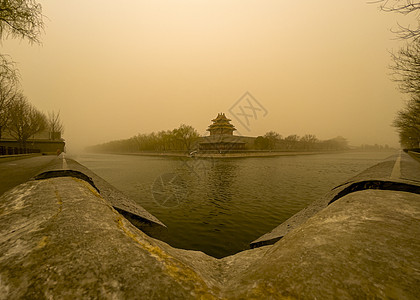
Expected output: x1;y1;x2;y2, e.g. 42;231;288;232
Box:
2;0;410;151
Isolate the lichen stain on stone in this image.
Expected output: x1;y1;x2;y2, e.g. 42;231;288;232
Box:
99;279;122;299
0;275;10;300
1;239;31;261
37;236;48;249
72;177;101;198
317;214;351;225
46;182;63;221
54;190;63;214
0;182;37;215
391;199;420;219
115;215;218;299
249;281;294;299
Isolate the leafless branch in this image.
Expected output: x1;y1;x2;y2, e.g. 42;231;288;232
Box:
372;0;420;40
0;53;19;84
389;39;420;94
0;0;44;44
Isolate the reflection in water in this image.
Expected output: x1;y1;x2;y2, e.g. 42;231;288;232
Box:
206;161;237;205
75;151;396;258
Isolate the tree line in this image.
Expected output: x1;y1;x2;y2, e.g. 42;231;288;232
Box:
86;124;200;153
254;132;348;151
0;1;64;149
87;128;349;153
0;82;64;147
377;1;420;148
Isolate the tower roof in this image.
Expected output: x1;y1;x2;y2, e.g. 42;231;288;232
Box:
207;113;236;133
211;113;231;123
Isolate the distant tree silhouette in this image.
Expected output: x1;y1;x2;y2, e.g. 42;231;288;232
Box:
87;124;201;153
173;124;200;152
264;131;281;150
322;136;349;150
284;135;300;150
0;77;17;139
393;95;420;147
47;110;64;140
254;136;269;150
300;134;318;150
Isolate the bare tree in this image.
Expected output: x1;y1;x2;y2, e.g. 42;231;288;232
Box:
376;0;420;92
393;95;420;147
390;40;420;94
0;77;17;139
47;110;64;140
0;1;49;149
7;93;47;147
0;0;44;84
374;1;420;147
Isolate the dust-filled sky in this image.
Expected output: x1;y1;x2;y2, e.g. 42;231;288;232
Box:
2;0;412;151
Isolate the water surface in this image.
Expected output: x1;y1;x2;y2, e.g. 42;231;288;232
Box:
74;151;396;258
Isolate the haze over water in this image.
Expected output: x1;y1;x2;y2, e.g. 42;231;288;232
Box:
76;150;396;258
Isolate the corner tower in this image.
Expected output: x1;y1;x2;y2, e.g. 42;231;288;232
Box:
207;113;236;136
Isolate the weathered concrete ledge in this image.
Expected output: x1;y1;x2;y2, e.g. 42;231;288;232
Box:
0;152;419;298
250;150;420;248
1;176;419;298
32;154;166;237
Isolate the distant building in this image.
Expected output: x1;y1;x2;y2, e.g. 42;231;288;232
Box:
0;129;65;155
199;113;248;151
207;112;237;136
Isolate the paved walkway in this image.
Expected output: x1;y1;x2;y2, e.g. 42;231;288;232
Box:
0;155;57;196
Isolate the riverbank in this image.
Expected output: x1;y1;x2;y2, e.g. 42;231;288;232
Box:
95;150;354;159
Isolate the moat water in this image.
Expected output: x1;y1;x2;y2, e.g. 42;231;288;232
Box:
75;151;396;258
